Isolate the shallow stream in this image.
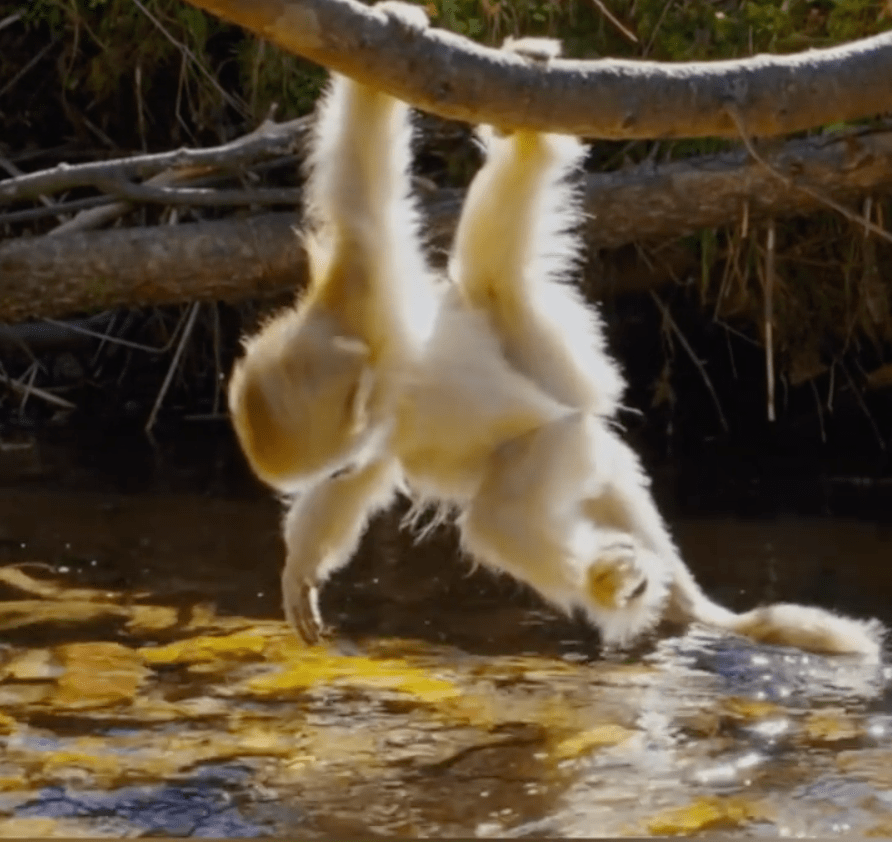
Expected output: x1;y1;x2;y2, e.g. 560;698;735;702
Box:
0;433;889;837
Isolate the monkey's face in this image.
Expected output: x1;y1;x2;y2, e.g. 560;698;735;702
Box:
229;310;381;492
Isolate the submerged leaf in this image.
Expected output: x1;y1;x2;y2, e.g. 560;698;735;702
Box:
41;750;122;780
0;818;61;837
645;796;767;835
0;774;27;791
53;642;147;708
246;650;460;703
803;710;862;743
720;696;784;721
0;599;125;632
1;649;61;681
141;631;268;665
552;723;637;759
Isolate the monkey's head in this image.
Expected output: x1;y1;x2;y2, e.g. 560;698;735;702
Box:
229;308;383;492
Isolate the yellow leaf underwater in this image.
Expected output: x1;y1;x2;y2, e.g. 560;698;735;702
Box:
720;696;784;721
0;774;27;791
645;796;767;835
0;818;61;837
41;750;122;780
552;723;637;759
141;631;268;665
0;599;126;632
1;648;60;681
803;709;862;743
53;642;147;708
245;649;460;703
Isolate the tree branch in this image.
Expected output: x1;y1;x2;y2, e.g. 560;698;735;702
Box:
0;116;310;203
178;0;892;139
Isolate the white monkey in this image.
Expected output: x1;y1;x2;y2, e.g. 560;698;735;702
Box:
229;8;884;660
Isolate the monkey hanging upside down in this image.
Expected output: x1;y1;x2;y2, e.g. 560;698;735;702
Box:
228;3;884;661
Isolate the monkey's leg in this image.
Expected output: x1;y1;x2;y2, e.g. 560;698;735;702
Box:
459;413;671;646
282;457;401;643
589;427;884;658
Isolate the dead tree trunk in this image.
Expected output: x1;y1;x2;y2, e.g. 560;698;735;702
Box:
2;128;890;321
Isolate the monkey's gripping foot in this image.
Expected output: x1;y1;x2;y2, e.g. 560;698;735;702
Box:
579;533;670;648
585;540;648;610
283;573;326;645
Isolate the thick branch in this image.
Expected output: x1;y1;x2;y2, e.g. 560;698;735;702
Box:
2;129;891;321
179;0;892;139
0;214;305;321
582;128;892;247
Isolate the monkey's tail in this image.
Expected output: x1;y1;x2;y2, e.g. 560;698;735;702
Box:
666;560;885;660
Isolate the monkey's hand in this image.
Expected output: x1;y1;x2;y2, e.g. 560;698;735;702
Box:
283;573;326;645
281;458;401;644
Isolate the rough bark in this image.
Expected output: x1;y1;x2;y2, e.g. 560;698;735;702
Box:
179;0;892;139
0;214;305;322
1;128;891;322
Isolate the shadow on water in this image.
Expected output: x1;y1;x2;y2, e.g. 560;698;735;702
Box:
0;430;890;837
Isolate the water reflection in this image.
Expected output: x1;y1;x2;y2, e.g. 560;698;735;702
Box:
0;437;890;837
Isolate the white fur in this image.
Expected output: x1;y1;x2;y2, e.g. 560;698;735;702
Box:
229;21;885;661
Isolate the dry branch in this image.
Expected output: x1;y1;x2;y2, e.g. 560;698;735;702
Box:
582;127;892;247
0;116;311;203
0;214;305;321
1;128;891;322
178;0;892;139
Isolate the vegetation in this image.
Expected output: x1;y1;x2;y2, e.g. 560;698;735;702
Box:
1;0;890;456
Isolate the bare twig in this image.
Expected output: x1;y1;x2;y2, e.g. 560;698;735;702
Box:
0;369;77;411
840;361;886;451
0;10;24;32
91;178;299;206
145;301;202;436
0;196;113;226
588;0;637;44
650;291;729;433
131;0;246;116
42;316;186;354
763;220;776;422
643;0;672;57
0;40;55;99
0;116;310;203
810;379;826;443
0;156;68;226
725;105;892;246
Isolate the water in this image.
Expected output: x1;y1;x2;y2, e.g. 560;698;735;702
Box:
0;433;889;837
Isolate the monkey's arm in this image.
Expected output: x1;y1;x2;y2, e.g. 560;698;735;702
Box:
229;4;434;492
304;7;435;358
282;458;402;643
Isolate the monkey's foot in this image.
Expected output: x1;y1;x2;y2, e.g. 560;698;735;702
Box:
577;535;671;648
377;0;429;31
585;540;648;610
283;575;326;645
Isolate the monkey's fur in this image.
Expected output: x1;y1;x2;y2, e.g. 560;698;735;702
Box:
229;8;883;660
